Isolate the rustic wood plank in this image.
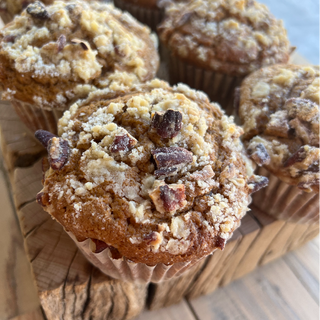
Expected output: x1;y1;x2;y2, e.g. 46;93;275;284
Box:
9;308;44;320
231;208;285;281
0;164;40;319
186;230;242;300
259;221;298;266
148;259;206;311
283;238;319;303
188;258;319;320
220;213;261;287
135;300;196;320
0;101;45;173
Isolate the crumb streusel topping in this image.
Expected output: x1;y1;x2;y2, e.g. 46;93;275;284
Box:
239;65;319;192
158;0;291;76
37;80;264;265
0;0;159;109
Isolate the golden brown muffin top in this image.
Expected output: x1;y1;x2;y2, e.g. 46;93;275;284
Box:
0;0;54;18
0;0;159;109
158;0;291;77
36;79;265;265
239;65;319;193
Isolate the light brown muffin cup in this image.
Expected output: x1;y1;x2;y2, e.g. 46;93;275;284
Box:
67;231;206;283
252;167;319;224
167;53;243;116
114;0;162;31
11;99;64;135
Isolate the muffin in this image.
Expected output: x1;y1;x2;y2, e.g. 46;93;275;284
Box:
0;0;159;134
35;79;266;282
158;0;292;115
239;64;319;223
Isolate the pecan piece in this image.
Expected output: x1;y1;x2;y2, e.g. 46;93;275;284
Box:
152;109;182;139
160;184;186;213
144;231;163;249
71;38;89;50
285;98;318;122
26;1;49;20
216;236;226;250
265;110;291;138
110;134;137;153
304;162;320;173
247;143;270;166
90;239;109;254
248;175;269;194
57;35;66;53
284;146;307;167
36;192;45;206
149;182;187;214
35;129;56;148
152;147;193;177
48;137;70;170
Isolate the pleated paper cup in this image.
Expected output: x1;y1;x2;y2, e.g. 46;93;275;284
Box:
0;11;14;25
114;0;162;31
167;54;243;116
67;231;206;283
11;99;64;135
252;167;319;224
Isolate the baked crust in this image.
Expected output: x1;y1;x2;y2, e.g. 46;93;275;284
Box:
38;80;261;265
239;64;319;193
0;0;159;109
0;0;54;18
158;0;291;77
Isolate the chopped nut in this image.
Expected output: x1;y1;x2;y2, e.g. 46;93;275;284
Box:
265;110;291;138
71;38;89;50
216;236;226;250
160;184;186;213
36;192;45;206
247;143;270;166
26;1;49;20
144;231;162;248
189;165;215;180
151;109;182;139
3;35;16;43
48;137;70;170
285;98;319;122
149;182;187;214
304;162;320;173
57;35;66;53
248;175;269;194
90;239;109;253
35;129;56;148
284;146;307;167
152;147;193;177
110;134;137;153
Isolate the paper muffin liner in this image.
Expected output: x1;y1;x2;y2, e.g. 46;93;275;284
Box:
0;11;14;25
67;231;206;283
167;54;243;116
114;0;162;31
11;99;64;135
252;167;319;224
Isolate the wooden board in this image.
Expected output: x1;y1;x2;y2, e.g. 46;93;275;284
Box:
0;98;319;319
